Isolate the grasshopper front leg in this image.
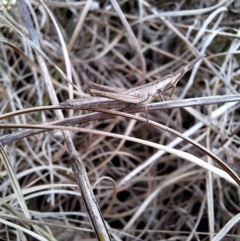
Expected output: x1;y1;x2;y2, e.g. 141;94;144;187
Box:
158;91;164;102
157;86;175;101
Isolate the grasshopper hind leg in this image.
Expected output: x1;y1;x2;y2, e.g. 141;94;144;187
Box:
142;94;152;123
144;104;150;123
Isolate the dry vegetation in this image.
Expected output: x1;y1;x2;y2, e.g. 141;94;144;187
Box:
0;0;240;240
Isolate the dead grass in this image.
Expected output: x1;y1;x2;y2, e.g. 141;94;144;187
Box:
0;0;240;240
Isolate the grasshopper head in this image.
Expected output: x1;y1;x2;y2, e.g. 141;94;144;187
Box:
182;55;205;74
169;55;205;89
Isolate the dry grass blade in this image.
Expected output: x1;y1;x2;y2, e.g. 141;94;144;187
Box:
0;145;56;240
212;213;240;241
0;123;236;185
13;0;111;240
0;94;240;121
110;0;146;77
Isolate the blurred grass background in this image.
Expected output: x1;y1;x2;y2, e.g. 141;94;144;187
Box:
0;0;240;240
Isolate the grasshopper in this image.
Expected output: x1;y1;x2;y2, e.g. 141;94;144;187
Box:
60;55;204;121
